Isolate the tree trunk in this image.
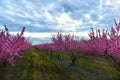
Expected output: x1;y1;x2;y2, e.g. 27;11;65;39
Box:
2;59;6;67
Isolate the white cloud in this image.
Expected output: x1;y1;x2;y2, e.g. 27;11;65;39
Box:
33;23;41;27
6;16;16;22
105;0;112;6
25;21;31;25
99;15;103;20
10;31;89;39
44;10;53;22
55;12;83;31
84;14;91;20
33;11;42;19
116;0;120;4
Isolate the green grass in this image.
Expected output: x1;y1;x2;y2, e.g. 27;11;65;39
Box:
0;48;120;80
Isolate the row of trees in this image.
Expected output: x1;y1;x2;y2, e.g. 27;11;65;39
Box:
35;20;120;71
0;25;32;67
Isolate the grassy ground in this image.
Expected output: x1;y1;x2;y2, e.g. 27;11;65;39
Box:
0;48;120;80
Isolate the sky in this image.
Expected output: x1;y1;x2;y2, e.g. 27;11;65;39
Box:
0;0;120;44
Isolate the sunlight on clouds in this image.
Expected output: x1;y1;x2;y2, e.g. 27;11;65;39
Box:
99;15;103;20
84;14;91;20
105;0;112;6
55;12;83;31
116;0;120;4
57;12;71;23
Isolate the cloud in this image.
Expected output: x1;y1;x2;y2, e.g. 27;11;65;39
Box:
10;31;89;38
54;12;83;31
0;0;120;44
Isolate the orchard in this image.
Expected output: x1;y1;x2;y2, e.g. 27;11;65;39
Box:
35;20;120;71
0;20;120;79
